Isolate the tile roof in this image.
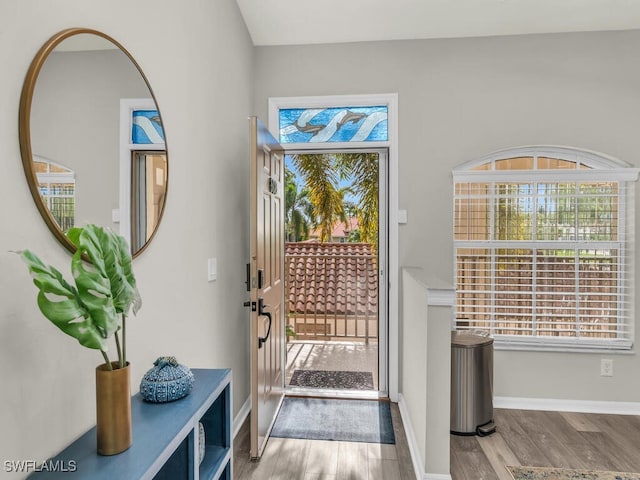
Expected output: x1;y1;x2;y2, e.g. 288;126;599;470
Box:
309;217;359;240
286;242;378;317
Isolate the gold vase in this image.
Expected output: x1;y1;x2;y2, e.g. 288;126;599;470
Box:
95;362;132;455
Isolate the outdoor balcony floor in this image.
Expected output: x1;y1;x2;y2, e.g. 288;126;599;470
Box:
285;340;379;391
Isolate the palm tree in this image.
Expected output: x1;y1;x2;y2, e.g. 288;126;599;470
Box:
285;169;313;242
335;152;379;245
291;154;344;242
289;152;379;245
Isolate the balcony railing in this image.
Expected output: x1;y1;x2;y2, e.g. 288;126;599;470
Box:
285;243;378;343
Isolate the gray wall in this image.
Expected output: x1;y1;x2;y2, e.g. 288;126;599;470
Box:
253;30;640;403
2;2;640;473
0;0;254;470
32;48;150;231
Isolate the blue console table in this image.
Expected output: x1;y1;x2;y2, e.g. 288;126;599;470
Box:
30;368;232;480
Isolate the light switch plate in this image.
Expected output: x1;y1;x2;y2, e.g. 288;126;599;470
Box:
207;258;217;282
111;208;120;223
398;209;408;224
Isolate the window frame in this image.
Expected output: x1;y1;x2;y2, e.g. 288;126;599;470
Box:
33;155;76;233
119;98;166;250
453;146;639;352
268;93;399;399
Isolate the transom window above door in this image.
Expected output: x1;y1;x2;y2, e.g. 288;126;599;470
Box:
278;105;388;144
452;147;639;351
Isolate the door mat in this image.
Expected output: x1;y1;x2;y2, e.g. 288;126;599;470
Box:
289;369;374;390
507;466;640;480
271;397;395;444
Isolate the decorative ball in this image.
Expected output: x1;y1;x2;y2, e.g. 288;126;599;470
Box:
139;356;194;403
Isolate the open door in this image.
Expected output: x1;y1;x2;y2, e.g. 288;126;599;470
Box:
249;117;285;459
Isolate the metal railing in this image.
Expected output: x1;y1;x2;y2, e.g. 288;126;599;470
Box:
285;251;378;343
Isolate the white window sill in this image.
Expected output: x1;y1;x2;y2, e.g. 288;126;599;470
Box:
494;341;635;355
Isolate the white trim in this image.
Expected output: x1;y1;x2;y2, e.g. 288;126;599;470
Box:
284;386;384;399
453;145;637;172
495;396;640;415
388;93;399;403
494;337;633;352
378;149;389;395
398;394;453;480
233;395;252;439
35;173;76;183
273;140;389;152
398;394;425;480
268;93;400;402
427;289;456;307
454;168;639;183
32;154;75;175
119;98;162;250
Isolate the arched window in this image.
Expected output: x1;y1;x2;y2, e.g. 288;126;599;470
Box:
453;147;638;350
33;155;76;233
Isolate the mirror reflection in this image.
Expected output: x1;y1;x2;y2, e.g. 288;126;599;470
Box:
21;30;167;256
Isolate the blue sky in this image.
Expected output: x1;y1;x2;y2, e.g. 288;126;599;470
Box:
285;154;359;205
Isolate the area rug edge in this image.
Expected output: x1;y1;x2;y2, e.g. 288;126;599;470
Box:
271;397;395;444
506;465;640;480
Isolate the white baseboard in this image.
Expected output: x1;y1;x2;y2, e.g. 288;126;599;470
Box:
398;394;452;480
233;395;251;439
495;396;640;415
398;394;425;480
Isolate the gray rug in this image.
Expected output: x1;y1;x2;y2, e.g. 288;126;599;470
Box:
507;466;640;480
289;369;374;390
271;397;395;444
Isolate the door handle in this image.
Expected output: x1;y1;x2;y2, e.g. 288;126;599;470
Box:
257;298;272;349
245;263;251;291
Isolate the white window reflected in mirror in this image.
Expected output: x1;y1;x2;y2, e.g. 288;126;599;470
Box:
132;151;167;252
33;155;76;233
119;99;167;253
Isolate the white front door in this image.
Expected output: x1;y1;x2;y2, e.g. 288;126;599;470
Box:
249;117;285;459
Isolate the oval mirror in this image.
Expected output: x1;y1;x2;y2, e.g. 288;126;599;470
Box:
19;28;168;257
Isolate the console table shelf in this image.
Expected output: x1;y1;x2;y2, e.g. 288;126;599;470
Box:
30;368;232;480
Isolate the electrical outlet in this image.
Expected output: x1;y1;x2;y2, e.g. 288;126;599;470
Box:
600;359;613;377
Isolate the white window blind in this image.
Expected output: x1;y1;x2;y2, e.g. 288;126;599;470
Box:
453;147;638;350
33;156;76;233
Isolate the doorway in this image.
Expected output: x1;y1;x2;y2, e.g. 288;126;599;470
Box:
283;149;388;397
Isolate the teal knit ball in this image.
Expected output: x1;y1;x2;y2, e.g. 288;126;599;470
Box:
140;356;194;403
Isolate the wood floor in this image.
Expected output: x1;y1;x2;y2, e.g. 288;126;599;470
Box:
233;402;415;480
234;407;640;479
451;409;640;480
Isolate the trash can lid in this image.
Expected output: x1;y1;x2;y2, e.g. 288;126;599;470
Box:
451;331;494;348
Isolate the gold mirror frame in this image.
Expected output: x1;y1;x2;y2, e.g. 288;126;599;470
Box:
18;27;168;258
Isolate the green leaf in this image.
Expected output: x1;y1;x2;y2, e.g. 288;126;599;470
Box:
15;224;142;361
74;225;141;312
71;225;141;339
17;249;108;351
66;227;82;247
108;229;141;315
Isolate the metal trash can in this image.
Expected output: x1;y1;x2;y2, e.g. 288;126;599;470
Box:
450;331;496;436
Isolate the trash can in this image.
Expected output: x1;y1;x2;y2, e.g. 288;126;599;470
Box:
450;331;496;436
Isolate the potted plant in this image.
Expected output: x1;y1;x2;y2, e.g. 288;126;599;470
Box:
286;324;296;341
15;224;141;455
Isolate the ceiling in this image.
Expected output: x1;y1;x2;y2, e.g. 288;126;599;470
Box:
236;0;640;46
